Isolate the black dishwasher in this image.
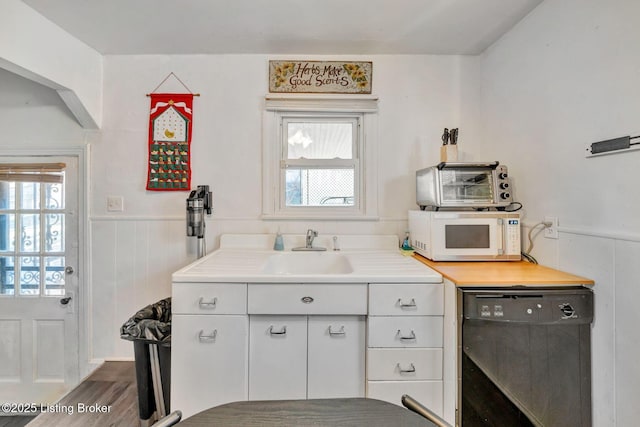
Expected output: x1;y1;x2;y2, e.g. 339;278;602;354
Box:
459;287;593;427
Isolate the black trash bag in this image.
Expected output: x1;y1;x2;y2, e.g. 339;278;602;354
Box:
120;297;172;346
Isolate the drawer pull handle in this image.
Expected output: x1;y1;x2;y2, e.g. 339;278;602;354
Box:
397;363;416;374
198;329;217;342
397;329;416;341
301;296;314;304
269;325;287;336
198;297;218;309
328;325;345;336
398;298;417;308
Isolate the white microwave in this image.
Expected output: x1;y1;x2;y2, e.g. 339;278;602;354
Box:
408;210;521;261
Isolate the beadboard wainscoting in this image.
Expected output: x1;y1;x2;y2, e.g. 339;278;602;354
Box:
90;217;188;361
523;226;640;427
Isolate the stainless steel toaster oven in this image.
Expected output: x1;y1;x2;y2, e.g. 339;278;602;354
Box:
416;162;512;209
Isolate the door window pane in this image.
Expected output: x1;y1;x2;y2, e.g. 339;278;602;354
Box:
45;182;64;209
20;214;40;252
0;214;15;252
20;182;40;209
45;214;64;252
19;256;40;296
0;182;15;209
44;257;65;296
0;256;14;295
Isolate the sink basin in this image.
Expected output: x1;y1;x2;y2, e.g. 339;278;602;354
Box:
262;252;353;275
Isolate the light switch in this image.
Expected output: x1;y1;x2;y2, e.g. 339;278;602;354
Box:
107;196;124;212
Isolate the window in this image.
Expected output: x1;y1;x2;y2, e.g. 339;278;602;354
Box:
0;163;66;296
263;97;378;219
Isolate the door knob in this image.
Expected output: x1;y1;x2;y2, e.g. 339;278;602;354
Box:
65;266;74;274
60;296;72;305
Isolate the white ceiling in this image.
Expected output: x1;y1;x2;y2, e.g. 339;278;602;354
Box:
22;0;543;55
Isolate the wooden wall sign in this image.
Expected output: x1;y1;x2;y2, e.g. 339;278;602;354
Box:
269;60;372;94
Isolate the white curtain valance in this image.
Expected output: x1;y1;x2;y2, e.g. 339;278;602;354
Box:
0;162;65;183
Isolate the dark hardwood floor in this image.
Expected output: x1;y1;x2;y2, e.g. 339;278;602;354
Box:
24;361;139;427
0;416;36;427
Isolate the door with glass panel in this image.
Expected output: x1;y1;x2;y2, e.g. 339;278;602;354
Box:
0;156;79;404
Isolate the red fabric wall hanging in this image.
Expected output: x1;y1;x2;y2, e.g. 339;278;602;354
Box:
146;93;193;191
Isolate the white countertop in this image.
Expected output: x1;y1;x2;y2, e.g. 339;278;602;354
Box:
172;234;443;284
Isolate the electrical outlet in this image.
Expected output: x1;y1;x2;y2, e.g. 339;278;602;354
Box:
544;216;559;239
107;196;124;212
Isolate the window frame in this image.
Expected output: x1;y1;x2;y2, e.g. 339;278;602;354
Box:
262;96;379;220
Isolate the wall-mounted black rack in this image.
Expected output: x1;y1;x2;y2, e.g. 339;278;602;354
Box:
586;135;640;158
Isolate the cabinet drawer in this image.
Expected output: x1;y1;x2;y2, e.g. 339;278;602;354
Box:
367;348;442;381
248;284;367;315
368;316;443;348
173;283;247;314
367;380;443;415
369;284;443;316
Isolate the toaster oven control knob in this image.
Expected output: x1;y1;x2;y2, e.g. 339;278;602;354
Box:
500;182;509;190
500;192;511;200
499;172;508;179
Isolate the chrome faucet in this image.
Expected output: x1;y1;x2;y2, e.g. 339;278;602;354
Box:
305;229;318;248
292;229;326;251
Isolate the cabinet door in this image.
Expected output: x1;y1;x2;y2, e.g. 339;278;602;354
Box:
307;316;366;398
171;315;248;419
249;315;307;400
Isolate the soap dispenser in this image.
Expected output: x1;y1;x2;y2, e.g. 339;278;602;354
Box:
273;230;284;251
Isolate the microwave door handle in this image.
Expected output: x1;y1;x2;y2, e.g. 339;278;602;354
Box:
497;218;505;255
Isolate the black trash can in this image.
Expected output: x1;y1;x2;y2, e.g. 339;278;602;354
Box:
121;297;172;427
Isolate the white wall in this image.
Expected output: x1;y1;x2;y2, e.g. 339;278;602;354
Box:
89;54;481;360
478;0;640;425
0;68;87;145
0;0;103;128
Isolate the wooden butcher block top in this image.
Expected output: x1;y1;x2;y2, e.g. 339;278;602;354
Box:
413;254;594;287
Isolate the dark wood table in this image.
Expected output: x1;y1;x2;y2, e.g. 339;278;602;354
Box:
176;398;437;427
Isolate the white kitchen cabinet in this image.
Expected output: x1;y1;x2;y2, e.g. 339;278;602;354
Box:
367;316;443;348
172;280;443;419
249;315;366;400
366;283;444;416
367;380;443;410
307;316;366;398
367;348;442;381
248;315;308;400
171;314;248;418
247;283;367;315
369;283;443;316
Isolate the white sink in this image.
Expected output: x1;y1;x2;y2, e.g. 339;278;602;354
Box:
262;252;353;275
